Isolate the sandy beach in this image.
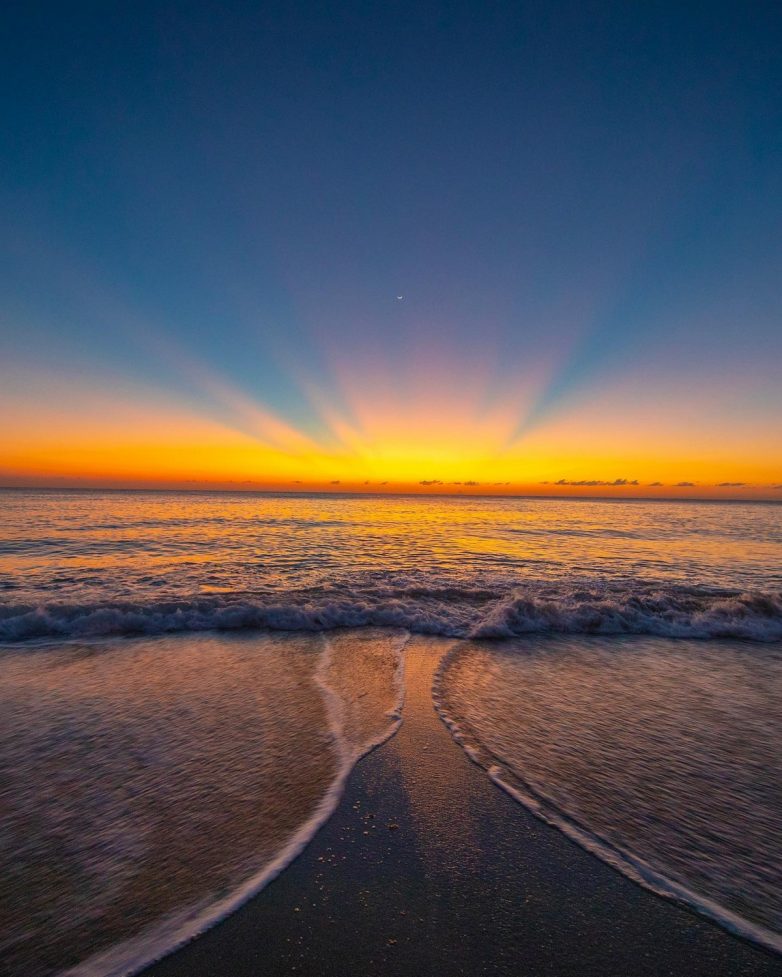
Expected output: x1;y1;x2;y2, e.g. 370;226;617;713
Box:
4;0;782;971
142;635;780;977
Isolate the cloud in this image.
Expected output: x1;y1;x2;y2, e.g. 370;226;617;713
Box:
419;479;444;486
716;482;746;487
551;478;639;487
463;480;480;486
648;482;664;487
675;481;695;487
772;484;782;490
330;480;341;484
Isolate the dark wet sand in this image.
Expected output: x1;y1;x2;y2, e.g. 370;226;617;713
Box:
144;636;782;977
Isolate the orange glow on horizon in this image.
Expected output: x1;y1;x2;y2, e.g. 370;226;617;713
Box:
1;358;780;500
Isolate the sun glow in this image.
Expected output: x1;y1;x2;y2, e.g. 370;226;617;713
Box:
1;349;780;499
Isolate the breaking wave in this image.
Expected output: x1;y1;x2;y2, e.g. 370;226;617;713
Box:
2;582;781;644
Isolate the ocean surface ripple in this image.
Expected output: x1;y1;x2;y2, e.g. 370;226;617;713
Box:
1;489;781;644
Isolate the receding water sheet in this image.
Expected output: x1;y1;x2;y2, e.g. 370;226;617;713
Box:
0;629;406;977
320;629;408;759
435;635;782;951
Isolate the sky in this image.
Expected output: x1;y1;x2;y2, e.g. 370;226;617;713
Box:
1;1;781;498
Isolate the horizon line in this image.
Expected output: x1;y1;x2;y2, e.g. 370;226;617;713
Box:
1;484;780;504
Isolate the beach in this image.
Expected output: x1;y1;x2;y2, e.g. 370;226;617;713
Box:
4;1;782;973
142;634;780;977
1;490;781;976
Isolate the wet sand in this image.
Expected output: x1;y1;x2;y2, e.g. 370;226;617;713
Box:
436;635;782;949
143;635;781;977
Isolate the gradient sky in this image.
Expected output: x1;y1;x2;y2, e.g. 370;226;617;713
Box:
1;1;781;497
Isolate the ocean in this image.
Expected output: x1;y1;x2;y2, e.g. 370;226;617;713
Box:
0;489;780;975
1;489;781;641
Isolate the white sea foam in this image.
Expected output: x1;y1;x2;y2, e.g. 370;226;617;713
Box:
2;583;780;645
0;631;409;977
433;636;782;956
63;632;409;977
470;587;782;641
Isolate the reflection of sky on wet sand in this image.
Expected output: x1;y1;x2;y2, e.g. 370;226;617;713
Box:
323;629;407;757
391;636;488;879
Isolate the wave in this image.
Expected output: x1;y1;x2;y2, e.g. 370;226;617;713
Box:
471;586;782;641
2;582;781;643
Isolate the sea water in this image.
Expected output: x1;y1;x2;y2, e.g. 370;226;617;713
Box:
0;628;406;977
434;633;782;951
1;489;780;641
0;490;780;974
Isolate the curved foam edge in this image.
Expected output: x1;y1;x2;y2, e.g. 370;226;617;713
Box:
61;631;411;977
431;646;782;959
315;629;410;765
387;630;408;724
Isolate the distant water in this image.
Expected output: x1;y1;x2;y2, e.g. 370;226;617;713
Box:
1;489;780;641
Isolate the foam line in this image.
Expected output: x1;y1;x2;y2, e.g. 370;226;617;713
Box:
2;583;781;643
61;632;410;977
431;647;782;958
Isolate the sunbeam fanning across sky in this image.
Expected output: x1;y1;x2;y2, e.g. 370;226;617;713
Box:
1;1;781;497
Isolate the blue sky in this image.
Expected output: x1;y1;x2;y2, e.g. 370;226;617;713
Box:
1;1;781;492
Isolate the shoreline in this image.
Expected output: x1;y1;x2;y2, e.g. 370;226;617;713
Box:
141;635;780;977
432;642;782;958
61;635;407;977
